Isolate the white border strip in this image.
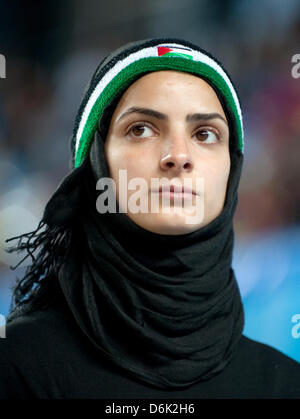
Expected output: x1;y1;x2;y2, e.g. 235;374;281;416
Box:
75;43;243;155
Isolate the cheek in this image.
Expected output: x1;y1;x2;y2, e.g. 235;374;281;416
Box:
106;144;151;185
203;155;230;203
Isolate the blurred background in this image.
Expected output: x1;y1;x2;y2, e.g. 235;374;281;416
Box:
0;0;299;361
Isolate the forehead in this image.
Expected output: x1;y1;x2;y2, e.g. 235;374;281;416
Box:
112;70;226;117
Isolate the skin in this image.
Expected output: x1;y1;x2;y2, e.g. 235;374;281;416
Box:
104;70;230;235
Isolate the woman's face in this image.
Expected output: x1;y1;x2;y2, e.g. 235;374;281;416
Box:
104;70;230;235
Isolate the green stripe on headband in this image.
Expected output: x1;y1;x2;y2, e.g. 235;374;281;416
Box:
162;52;193;60
74;57;243;168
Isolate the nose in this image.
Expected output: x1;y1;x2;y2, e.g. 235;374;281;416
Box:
160;134;194;174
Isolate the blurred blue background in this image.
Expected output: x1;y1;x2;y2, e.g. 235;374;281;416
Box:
0;0;299;362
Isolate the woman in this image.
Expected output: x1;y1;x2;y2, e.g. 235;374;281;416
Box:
1;38;300;399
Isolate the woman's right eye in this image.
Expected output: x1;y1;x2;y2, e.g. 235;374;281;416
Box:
128;124;155;138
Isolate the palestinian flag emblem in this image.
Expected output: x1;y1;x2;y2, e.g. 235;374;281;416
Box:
157;45;194;60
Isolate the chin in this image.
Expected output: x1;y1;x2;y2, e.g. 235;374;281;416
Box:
131;212;204;235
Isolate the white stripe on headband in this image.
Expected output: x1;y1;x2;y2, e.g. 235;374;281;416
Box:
75;43;243;155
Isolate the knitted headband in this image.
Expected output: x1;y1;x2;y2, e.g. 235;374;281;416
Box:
71;38;244;169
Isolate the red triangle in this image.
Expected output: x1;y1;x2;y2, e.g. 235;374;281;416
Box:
157;46;173;56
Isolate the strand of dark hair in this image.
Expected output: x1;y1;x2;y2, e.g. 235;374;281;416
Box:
4;220;72;323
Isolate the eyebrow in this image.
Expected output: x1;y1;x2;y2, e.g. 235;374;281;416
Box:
116;106;228;126
117;107;167;122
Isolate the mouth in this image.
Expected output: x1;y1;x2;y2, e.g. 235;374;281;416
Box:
153;184;197;198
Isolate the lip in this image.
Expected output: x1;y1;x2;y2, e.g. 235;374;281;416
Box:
152;184;198;196
159;191;194;199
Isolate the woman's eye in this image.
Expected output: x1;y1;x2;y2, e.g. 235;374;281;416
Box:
128;124;155;138
195;129;219;144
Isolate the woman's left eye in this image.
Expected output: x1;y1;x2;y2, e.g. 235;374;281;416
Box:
195;129;219;144
128;124;155;138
